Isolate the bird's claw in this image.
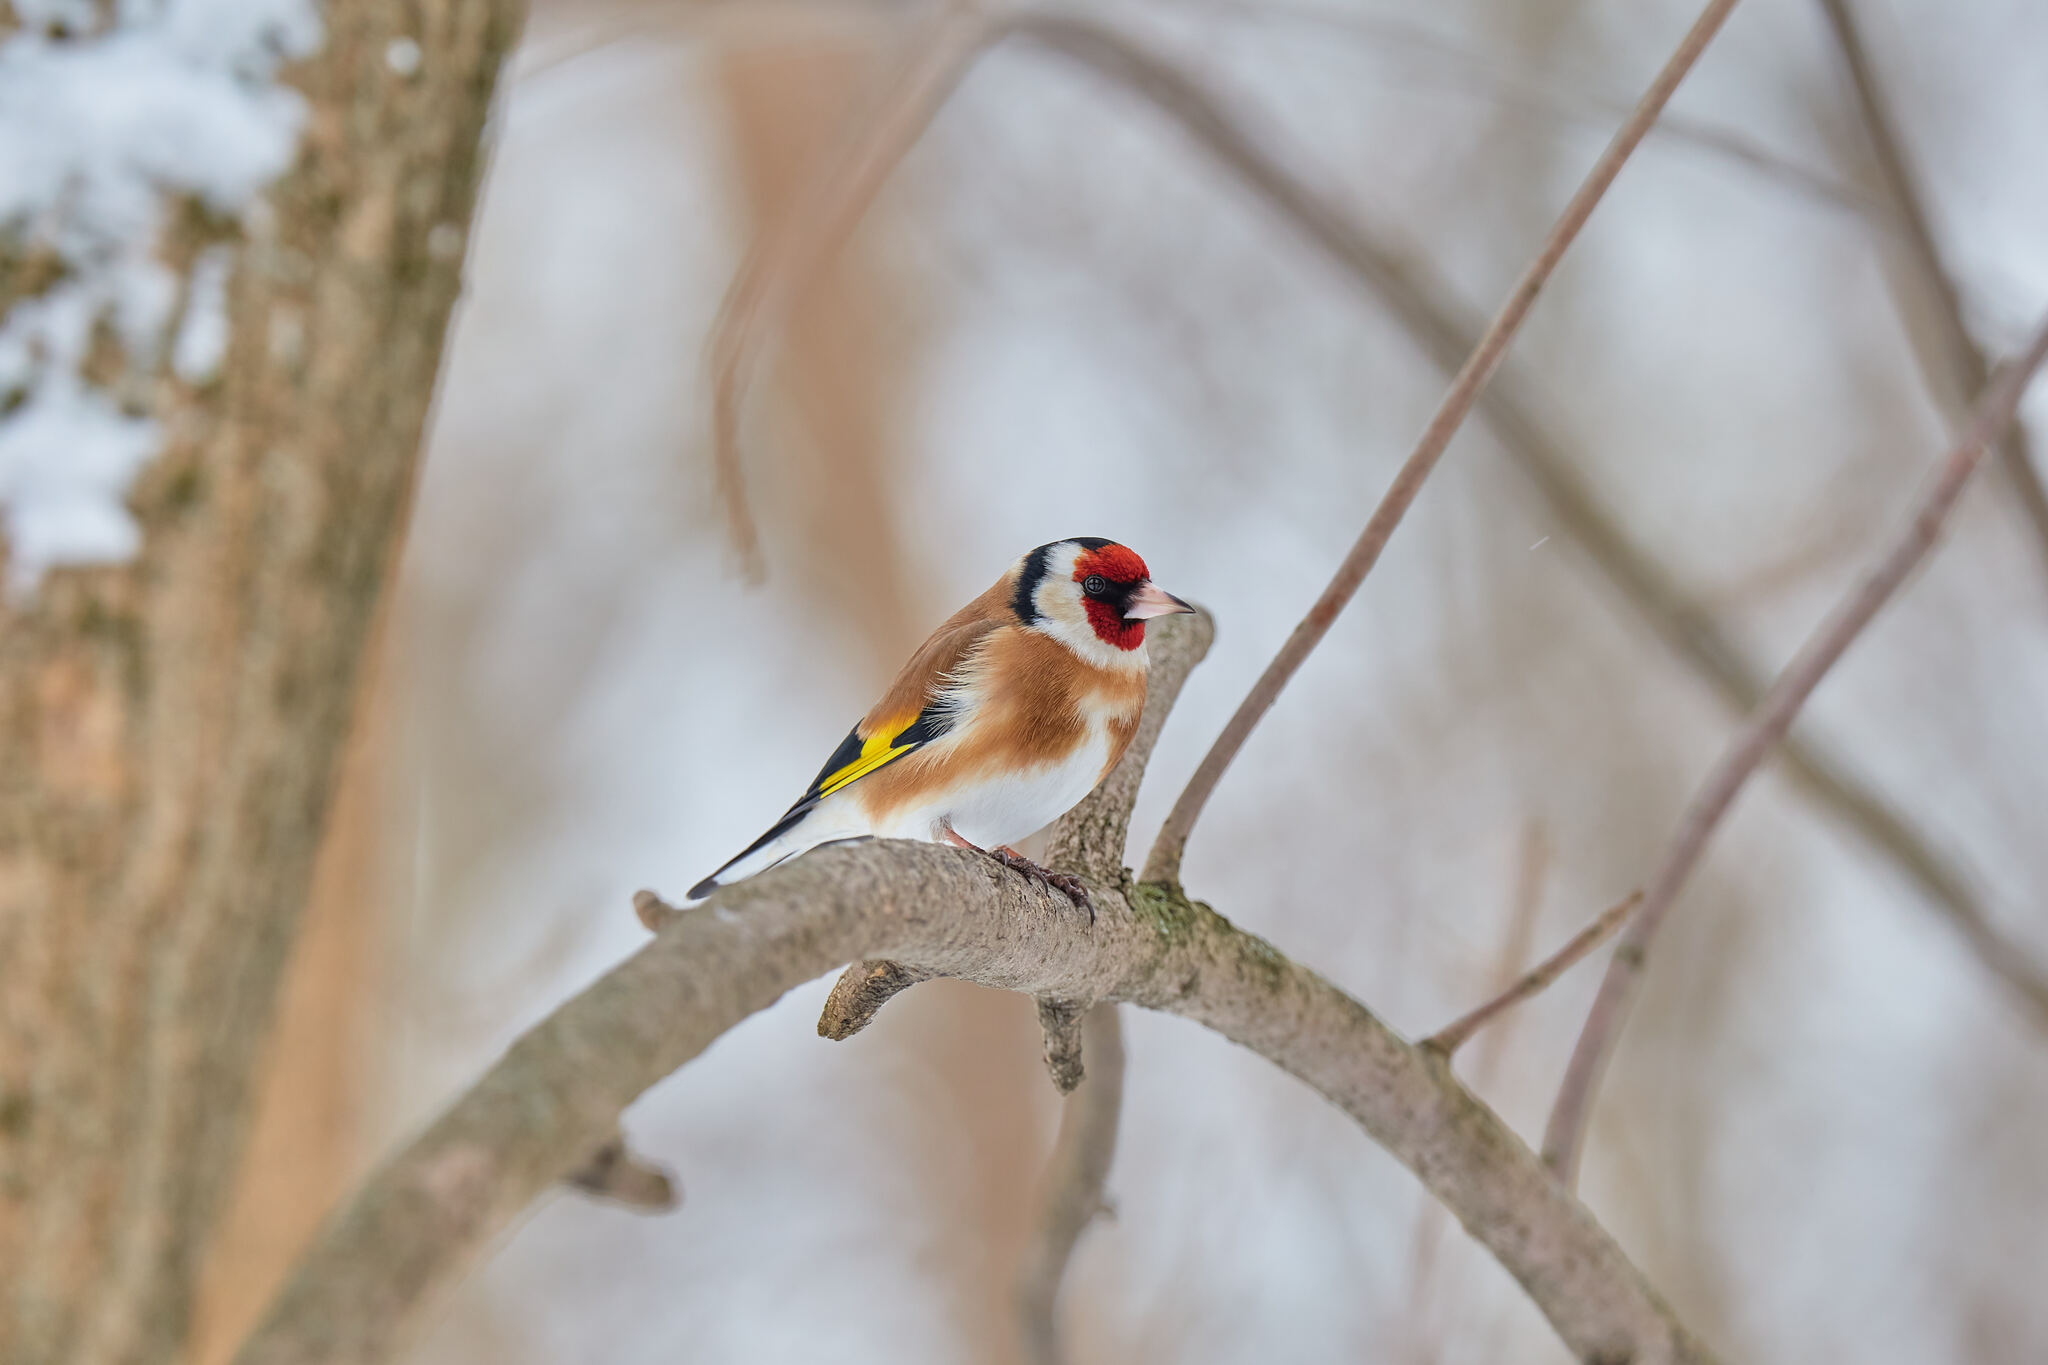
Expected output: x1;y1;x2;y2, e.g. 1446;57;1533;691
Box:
990;846;1094;922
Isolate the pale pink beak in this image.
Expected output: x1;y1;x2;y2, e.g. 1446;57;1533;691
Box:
1124;581;1196;621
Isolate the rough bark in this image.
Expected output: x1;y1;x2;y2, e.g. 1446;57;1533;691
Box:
0;3;525;1362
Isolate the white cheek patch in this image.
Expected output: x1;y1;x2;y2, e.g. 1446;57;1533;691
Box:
1034;585;1133;669
1022;541;1149;671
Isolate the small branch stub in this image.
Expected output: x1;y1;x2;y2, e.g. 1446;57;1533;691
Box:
565;1134;680;1213
633;889;681;933
818;959;935;1040
1037;998;1089;1095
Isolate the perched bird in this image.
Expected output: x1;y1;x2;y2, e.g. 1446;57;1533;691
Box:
689;537;1193;909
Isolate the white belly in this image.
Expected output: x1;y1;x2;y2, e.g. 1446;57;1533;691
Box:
870;723;1115;850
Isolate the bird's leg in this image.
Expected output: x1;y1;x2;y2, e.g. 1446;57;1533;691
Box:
993;846;1094;922
938;821;1092;920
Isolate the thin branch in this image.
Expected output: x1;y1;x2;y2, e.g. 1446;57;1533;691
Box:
523;0;1875;224
1167;0;1880;222
1815;0;2048;588
1018;16;2048;1030
1543;312;2048;1188
1424;892;1642;1057
1140;0;1741;886
1016;1004;1125;1365
706;3;992;577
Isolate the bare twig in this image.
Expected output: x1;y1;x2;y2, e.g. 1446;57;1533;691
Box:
1424;892;1641;1057
1542;313;2048;1187
1022;17;2048;1027
1140;0;1741;885
1815;0;2048;584
706;3;992;576
1171;0;1879;222
524;0;1873;222
1017;1003;1125;1365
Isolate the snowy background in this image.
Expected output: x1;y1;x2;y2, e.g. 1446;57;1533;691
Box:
82;0;2048;1359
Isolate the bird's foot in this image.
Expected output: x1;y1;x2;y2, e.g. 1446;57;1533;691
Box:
990;845;1093;922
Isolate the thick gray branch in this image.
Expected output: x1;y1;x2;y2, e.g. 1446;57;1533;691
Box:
233;848;1712;1365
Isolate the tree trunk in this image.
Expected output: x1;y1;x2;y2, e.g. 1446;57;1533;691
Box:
0;1;525;1361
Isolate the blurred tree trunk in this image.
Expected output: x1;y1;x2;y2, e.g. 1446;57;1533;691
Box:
0;2;524;1362
717;40;1048;1364
187;623;397;1365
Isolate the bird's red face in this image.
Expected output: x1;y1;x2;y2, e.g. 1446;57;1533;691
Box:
1072;543;1151;651
1013;537;1194;661
1071;541;1193;651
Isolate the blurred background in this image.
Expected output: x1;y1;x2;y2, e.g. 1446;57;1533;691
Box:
192;0;2048;1360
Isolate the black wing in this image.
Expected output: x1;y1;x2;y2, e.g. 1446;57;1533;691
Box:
687;698;958;898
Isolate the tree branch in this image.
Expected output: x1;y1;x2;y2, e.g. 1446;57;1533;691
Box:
231;611;1712;1365
1815;0;2048;588
1542;312;2048;1187
1424;892;1642;1058
1013;15;2048;1031
1016;1002;1124;1365
1176;0;1880;222
1140;0;1742;885
232;845;1714;1365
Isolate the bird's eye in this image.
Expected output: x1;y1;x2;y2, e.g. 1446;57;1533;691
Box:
1083;574;1108;597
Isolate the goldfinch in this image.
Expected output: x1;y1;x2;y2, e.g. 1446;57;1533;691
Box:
689;538;1194;908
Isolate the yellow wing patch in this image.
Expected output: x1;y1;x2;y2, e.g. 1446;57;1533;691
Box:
816;718;919;798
